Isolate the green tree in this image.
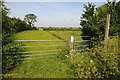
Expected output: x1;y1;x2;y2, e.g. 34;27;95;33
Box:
80;2;120;47
80;3;104;46
1;1;14;34
109;1;120;36
97;1;120;36
24;14;37;27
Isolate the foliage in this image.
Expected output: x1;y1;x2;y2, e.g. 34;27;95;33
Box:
79;2;120;78
97;1;120;36
80;2;120;46
1;1;34;34
1;1;32;74
2;42;23;73
57;47;69;62
80;3;105;46
10;17;33;32
42;27;81;31
68;37;119;79
2;31;24;74
24;14;37;27
108;1;120;36
1;1;10;18
2;17;33;34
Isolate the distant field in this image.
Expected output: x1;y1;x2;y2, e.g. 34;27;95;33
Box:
13;30;81;52
6;30;81;78
13;30;81;40
48;31;82;41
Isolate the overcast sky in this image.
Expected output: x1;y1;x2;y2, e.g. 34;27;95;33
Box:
6;1;106;27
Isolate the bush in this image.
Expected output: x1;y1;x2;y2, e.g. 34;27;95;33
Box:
56;47;69;62
68;37;120;79
2;42;23;73
2;34;24;73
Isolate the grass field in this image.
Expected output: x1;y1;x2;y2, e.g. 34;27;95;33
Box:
7;54;71;78
12;30;81;52
4;30;81;78
13;30;81;40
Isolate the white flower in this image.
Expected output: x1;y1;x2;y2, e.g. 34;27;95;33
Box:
90;60;93;63
65;55;69;58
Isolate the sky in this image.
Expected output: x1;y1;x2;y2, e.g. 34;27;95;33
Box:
5;1;106;27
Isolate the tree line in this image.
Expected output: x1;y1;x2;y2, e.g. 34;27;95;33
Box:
41;27;81;31
2;6;37;34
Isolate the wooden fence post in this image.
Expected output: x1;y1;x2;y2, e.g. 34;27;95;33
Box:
68;36;75;53
67;36;75;63
104;14;110;47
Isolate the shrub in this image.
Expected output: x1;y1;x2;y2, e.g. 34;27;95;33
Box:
2;42;23;73
2;34;24;73
56;47;69;62
68;37;120;79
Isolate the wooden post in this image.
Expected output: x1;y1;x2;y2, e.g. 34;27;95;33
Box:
104;14;110;47
68;36;75;52
67;36;75;63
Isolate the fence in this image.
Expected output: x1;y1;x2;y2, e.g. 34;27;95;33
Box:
68;36;90;53
15;40;67;54
3;36;90;60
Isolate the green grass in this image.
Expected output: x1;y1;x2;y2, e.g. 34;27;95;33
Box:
5;30;81;78
4;30;118;78
13;30;81;40
48;31;82;41
12;30;81;52
13;30;59;40
8;54;71;78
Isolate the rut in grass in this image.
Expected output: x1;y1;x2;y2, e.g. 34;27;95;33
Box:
46;31;66;42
